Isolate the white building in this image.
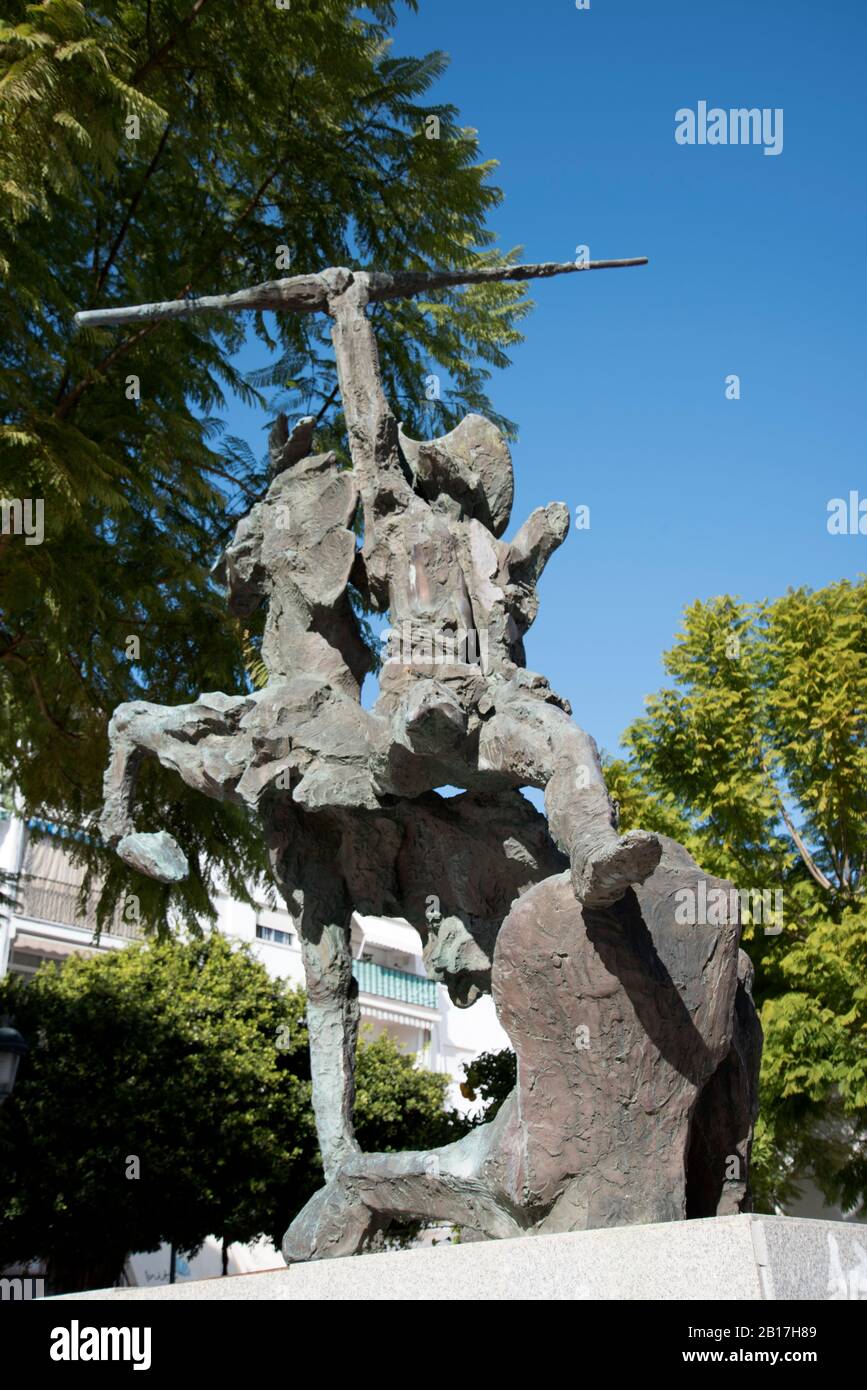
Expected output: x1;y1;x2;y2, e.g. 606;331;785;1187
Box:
0;807;510;1285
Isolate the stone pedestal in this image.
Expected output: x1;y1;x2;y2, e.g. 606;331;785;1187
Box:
51;1215;866;1301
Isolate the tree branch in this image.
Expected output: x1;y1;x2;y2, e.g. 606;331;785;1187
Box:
777;797;834;893
132;0;213;86
55;322;157;420
57;157;293;419
752;740;834;894
313;382;340;425
94;123;172;297
5;653;81;739
231;167;280;235
66;650;106;716
201;459;258;504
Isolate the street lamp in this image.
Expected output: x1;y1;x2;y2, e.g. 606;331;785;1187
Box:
0;1025;29;1103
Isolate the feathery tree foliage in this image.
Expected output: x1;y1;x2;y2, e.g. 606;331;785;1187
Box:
0;0;531;930
605;579;867;1214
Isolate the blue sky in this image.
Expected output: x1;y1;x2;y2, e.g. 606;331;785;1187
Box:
229;0;867;757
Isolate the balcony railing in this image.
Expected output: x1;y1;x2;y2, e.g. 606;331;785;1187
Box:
352;959;438;1009
15;876;144;941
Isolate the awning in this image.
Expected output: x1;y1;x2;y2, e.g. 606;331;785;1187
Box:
352;913;423;956
360;1003;434;1028
12;933;99;961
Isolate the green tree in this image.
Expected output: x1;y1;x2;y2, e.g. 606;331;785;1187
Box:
0;0;531;931
354;1028;466;1153
608;580;867;1213
460;1046;515;1122
0;932;467;1292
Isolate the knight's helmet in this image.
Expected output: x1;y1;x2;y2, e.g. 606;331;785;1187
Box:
398;414;513;537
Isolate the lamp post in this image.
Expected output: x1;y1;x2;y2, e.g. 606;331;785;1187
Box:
0;1024;29;1103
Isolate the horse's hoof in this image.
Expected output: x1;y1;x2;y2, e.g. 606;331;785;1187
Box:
117;831;189;883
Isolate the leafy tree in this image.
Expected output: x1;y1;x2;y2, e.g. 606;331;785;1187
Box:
608;580;867;1213
0;0;531;932
354;1027;468;1152
0;932;468;1292
753;907;867;1213
460;1046;515;1122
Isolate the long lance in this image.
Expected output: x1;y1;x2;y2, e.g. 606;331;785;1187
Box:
73;258;647;329
73;255;649;547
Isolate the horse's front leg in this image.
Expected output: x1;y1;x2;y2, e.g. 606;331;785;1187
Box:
298;909;361;1181
283;1152;524;1263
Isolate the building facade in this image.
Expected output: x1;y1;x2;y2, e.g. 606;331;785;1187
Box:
0;809;509;1091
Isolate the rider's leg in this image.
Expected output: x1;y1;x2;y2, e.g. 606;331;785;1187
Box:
100;693;254;882
478;691;660;908
101;718;145;845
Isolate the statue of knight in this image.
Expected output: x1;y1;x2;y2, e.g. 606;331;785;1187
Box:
75;256;751;1258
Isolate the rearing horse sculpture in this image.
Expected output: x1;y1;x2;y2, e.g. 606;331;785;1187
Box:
77;256;760;1257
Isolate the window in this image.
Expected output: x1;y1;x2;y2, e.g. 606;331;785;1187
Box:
255;923;295;947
